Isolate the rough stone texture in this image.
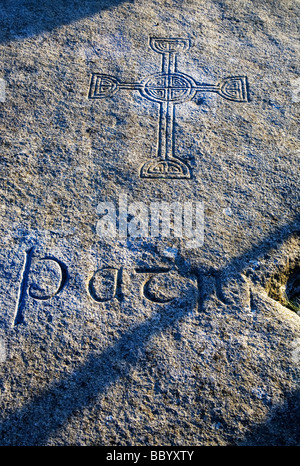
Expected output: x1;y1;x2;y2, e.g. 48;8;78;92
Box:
0;0;299;446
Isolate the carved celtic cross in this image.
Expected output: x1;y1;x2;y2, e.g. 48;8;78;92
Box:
89;37;249;179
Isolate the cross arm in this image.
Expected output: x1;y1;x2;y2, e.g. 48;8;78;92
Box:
193;76;249;102
88;73;143;99
88;73;249;103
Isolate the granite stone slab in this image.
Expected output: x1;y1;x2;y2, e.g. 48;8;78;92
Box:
0;0;299;446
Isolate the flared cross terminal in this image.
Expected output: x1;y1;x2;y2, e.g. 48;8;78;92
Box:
89;38;249;179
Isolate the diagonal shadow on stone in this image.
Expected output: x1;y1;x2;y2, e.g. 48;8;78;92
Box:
0;0;131;44
237;389;300;446
0;214;299;445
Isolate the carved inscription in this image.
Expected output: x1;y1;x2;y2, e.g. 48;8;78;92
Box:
88;267;123;303
135;267;177;303
13;249;200;326
87;266;199;305
13;248;68;326
88;37;249;179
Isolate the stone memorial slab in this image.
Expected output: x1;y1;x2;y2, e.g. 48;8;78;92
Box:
0;0;299;446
